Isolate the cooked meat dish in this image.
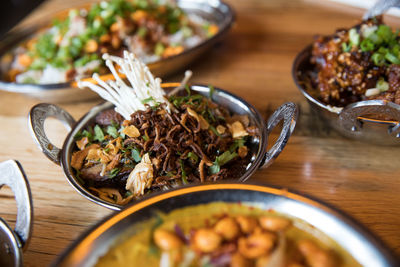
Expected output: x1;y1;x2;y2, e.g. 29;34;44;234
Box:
95;202;361;267
308;16;400;107
72;89;257;205
71;48;259;205
2;0;218;84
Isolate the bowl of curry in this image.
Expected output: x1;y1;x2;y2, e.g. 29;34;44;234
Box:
53;183;398;267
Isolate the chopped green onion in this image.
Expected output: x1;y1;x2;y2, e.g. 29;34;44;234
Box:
208;85;215;99
187;152;198;164
360;39;375;52
209;125;221;137
185;85;191;96
371;53;385;66
385;52;400;64
349;28;360;47
142;135;149;141
109;168;120;178
377;79;389;92
179;160;188;184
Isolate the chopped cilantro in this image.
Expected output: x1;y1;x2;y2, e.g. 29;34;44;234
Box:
131;148;142;162
107;125;119;138
93;125;105;142
208;151;237;174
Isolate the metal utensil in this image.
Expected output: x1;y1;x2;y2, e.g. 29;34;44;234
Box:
0;160;33;267
363;0;400;20
53;183;398;267
29;84;298;210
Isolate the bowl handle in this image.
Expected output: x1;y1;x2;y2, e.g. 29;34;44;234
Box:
262;102;298;168
0;160;33;251
29;103;76;165
338;100;400;138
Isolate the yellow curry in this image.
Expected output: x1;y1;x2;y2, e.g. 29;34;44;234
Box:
95;202;361;267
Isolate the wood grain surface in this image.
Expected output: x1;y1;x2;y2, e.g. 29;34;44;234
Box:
0;0;399;266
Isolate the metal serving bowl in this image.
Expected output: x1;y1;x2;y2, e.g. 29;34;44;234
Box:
0;0;234;102
293;45;400;145
29;84;298;210
0;160;33;267
53;183;398;267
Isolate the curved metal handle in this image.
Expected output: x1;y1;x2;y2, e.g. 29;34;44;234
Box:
0;160;33;249
29;103;76;165
338;100;400;138
262;102;298;168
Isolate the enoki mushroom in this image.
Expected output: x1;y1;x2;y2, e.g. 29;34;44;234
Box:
77;50;192;119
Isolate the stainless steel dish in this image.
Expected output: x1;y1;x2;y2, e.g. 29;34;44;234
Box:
0;160;33;267
29;84;298;210
53;183;398;267
0;0;235;102
292;45;400;145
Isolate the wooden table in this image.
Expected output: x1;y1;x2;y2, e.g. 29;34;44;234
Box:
0;0;399;265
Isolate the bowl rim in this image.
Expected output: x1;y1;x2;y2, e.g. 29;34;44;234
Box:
59;84;268;210
53;182;399;267
0;0;235;92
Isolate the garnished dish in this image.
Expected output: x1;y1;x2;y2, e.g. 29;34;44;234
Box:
95;202;360;267
71;51;258;205
305;16;400;107
1;0;218;84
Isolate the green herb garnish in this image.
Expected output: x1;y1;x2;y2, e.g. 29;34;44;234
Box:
131;148;142;162
107;125;119;138
93;125;105;142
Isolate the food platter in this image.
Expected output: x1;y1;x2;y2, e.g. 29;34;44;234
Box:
53;183;398;267
0;0;235;102
29;83;298;210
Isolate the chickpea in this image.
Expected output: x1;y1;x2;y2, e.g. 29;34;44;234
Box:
255;255;271;267
131;10;147;22
192;228;222;253
297;240;336;267
236;216;258;234
259;216;291;232
238;232;276;259
214;217;240;241
230;252;253;267
153;228;183;251
100;34;111;43
110;22;119;32
17;54;32;67
85;39;98;53
287;263;306;267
